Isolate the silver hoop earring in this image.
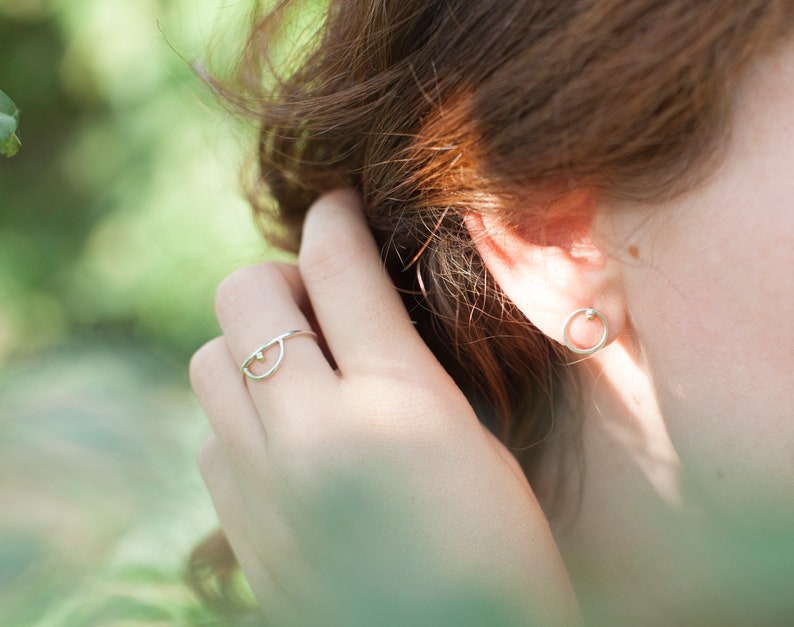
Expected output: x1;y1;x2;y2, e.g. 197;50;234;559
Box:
562;308;609;355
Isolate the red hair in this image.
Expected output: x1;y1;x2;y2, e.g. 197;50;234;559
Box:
191;0;794;613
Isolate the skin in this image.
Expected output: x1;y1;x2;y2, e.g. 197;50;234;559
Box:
473;37;794;623
579;40;794;621
191;37;794;625
190;191;578;625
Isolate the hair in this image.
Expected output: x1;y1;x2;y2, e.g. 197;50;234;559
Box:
189;0;794;615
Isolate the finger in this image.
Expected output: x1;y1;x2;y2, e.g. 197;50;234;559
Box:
298;189;429;375
197;436;294;618
214;263;336;409
198;434;245;509
191;336;269;467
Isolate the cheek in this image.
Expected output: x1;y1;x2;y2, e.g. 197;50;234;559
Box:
624;206;794;515
612;35;794;518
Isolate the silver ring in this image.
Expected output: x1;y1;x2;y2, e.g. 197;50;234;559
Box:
240;330;318;381
562;308;608;355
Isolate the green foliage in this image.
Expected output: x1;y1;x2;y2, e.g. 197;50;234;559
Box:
0;1;275;624
0;89;21;157
0;342;223;624
0;0;267;363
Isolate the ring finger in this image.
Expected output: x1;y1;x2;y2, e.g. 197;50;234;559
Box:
214;262;336;425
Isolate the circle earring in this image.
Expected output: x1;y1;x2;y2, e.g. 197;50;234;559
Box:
562;308;609;355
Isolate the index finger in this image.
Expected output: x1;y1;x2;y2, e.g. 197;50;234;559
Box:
298;190;430;375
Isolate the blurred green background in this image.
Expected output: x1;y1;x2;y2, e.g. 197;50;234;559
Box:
0;1;269;623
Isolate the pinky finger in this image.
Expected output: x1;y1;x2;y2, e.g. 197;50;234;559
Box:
197;436;298;621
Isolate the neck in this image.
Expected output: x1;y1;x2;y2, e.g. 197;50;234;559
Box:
543;342;695;623
583;342;683;507
543;343;794;624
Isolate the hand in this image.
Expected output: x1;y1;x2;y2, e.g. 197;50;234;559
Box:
190;190;579;625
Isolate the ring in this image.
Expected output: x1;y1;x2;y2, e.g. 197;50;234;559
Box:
240;330;318;381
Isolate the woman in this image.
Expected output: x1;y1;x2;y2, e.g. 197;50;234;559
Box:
189;0;794;623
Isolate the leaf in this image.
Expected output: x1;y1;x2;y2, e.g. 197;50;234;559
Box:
0;89;21;158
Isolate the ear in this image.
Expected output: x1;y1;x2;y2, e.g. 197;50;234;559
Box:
465;197;628;354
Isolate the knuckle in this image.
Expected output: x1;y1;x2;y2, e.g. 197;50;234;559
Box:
368;397;445;442
189;337;226;397
214;268;252;322
299;223;370;284
197;434;223;481
214;264;282;321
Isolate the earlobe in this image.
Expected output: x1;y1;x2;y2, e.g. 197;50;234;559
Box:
562;308;610;355
465;204;627;354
